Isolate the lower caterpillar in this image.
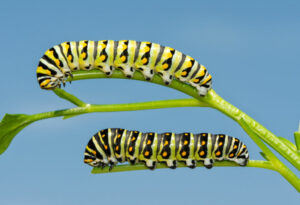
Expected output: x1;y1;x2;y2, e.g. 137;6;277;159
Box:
84;128;249;170
37;40;212;96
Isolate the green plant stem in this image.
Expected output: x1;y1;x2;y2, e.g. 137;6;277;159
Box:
0;98;206;154
295;123;300;152
240;118;300;192
91;160;275;174
67;70;300;170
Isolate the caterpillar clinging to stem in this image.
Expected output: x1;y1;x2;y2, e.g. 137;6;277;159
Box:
37;40;212;96
84;128;249;170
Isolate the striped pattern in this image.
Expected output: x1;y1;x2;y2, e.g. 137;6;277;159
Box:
84;128;249;170
37;40;212;96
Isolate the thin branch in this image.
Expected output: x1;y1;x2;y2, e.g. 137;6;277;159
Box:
53;88;87;107
240;118;300;192
91;160;275;174
0;98;206;154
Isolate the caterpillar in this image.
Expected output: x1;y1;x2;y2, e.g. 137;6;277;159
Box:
37;40;212;96
84;128;249;170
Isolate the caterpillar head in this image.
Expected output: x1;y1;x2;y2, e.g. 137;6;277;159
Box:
37;61;65;90
83;139;105;167
83;149;103;167
37;76;62;90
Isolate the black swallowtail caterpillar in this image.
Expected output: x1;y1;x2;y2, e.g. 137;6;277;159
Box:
84;128;249;170
37;40;212;96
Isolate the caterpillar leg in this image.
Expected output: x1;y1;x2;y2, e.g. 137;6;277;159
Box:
234;158;248;166
162;73;174;85
117;65;135;78
96;64;114;76
145;160;157;170
185;159;196;169
166;160;177;169
203;159;214;169
197;86;209;96
136;66;154;81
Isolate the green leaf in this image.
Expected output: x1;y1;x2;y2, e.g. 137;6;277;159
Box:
259;152;269;161
0;114;33;155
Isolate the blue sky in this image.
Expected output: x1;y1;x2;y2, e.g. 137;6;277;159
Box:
0;0;300;204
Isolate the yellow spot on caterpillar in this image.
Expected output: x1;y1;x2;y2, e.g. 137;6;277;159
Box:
200;151;205;156
162;151;168;157
162;63;169;69
219;142;223;146
144;46;150;52
229;153;234;158
100;55;106;61
198;69;205;77
184;140;188;145
166;133;170;136
40;79;51;87
181;151;187;157
164;141;169;146
216;151;221;156
82;41;87;47
64;43;70;50
46;50;54;56
122;44;127;49
54;59;60;67
129;146;133;152
117;134;121;138
167;52;173;58
184;133;188;136
144;151;150;156
201;141;206;146
181;71;187;76
200;74;212;85
131;137;136;141
81;52;87;59
115;145;119;151
235;139;239;142
102;134;105;138
67;54;72;61
104;145;108;150
120;56;126;62
141;57;148;64
186;61;192;67
243;145;246;148
37;66;51;75
84;159;93;163
134;131;138;133
147;140;152;145
100;43;106;48
234;145;238;149
193;78;200;83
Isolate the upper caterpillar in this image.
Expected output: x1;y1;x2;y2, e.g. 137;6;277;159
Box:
37;40;212;96
84;128;249;170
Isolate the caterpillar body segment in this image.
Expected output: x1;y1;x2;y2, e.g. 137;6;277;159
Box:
37;40;212;96
84;128;249;170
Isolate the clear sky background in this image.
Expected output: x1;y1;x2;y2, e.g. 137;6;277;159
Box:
0;0;299;204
